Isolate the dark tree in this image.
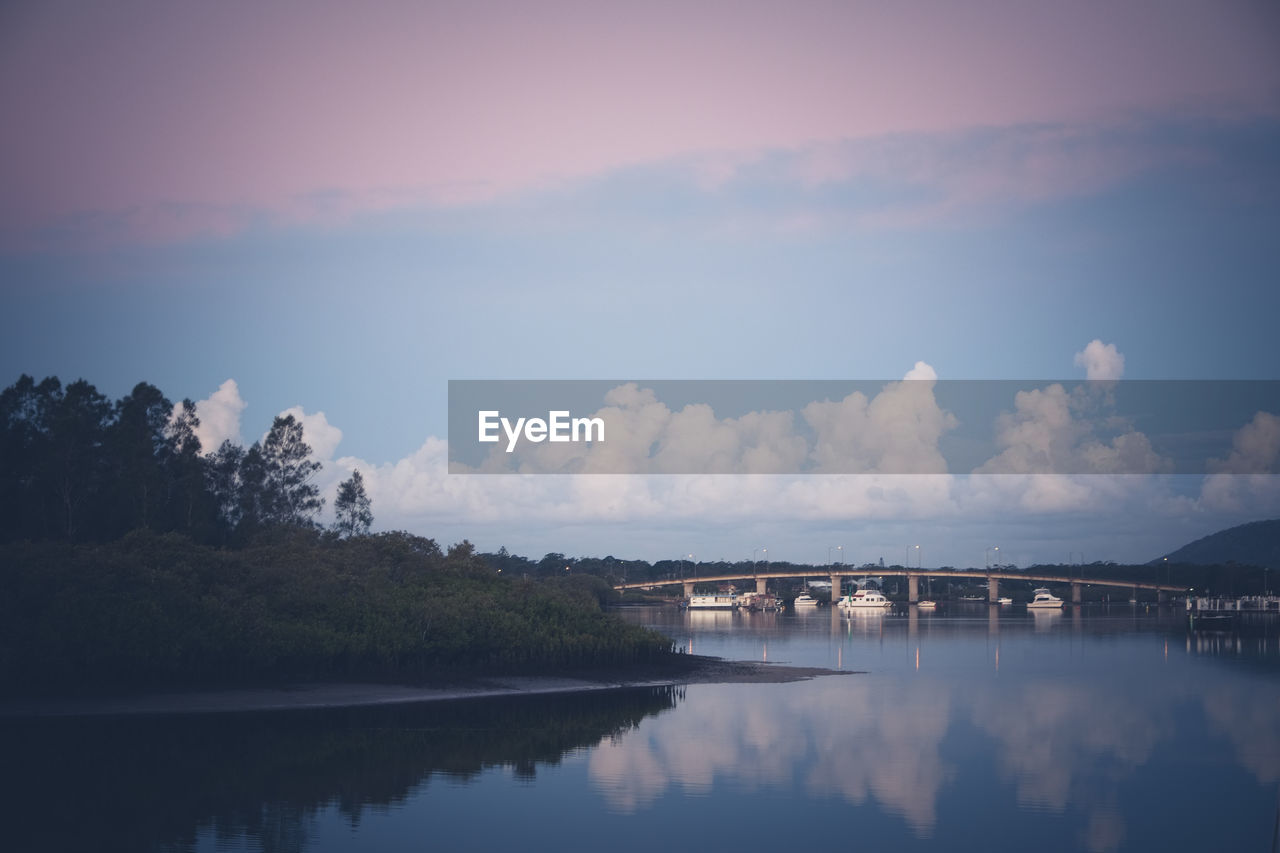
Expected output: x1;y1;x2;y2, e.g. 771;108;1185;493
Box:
165;399;209;533
332;469;372;538
237;443;267;531
0;375;58;541
206;439;247;530
44;379;113;540
111;382;173;531
258;414;323;528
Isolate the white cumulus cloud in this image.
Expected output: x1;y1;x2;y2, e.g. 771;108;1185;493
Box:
1074;339;1125;381
189;379;246;454
1198;411;1280;512
276;406;344;462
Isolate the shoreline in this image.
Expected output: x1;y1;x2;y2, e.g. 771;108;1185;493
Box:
0;655;854;719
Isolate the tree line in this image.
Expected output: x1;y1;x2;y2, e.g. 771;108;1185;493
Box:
0;374;371;545
0;530;674;696
0;373;677;695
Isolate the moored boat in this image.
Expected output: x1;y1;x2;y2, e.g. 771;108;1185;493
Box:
839;589;893;609
916;600;937;610
793;592;819;607
688;593;738;610
1027;588;1064;609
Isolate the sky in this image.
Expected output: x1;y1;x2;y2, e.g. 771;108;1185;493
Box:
2;0;1279;568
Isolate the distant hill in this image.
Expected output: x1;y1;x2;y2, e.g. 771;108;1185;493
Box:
1156;519;1280;567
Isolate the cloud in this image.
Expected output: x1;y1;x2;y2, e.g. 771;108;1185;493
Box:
1198;411;1280;512
903;361;938;381
276;405;343;462
6;2;1278;246
1207;411;1280;475
191;377;1258;565
1074;340;1125;381
975;382;1169;476
189;379;246;453
803;376;956;474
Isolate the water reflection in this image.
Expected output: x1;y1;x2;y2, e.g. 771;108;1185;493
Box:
0;687;678;853
583;680;915;834
589;679;953;832
1201;678;1280;785
589;666;1280;851
968;680;1175;852
1031;609;1063;631
8;609;1280;852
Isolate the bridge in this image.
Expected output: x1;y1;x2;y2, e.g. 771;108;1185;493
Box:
614;568;1184;604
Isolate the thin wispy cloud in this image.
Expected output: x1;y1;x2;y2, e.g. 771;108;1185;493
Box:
3;1;1276;245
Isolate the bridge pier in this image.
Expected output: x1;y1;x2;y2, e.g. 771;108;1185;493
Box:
831;574;842;603
683;581;694;599
1158;589;1168;604
756;577;768;596
988;577;999;602
908;575;919;604
1072;582;1082;604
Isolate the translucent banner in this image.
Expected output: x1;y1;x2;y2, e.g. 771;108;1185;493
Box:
447;380;1280;475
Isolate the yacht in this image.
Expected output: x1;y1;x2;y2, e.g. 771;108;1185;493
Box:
916;600;937;610
839;589;893;609
997;597;1013;605
1027;588;1064;609
793;592;819;607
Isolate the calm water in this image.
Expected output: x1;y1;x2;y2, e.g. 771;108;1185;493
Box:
4;603;1280;853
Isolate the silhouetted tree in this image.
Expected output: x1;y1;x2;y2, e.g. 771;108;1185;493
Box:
165;399;210;533
258;414;323;527
0;375;59;540
332;469;372;538
206;439;246;530
111;382;173;532
45;379;113;540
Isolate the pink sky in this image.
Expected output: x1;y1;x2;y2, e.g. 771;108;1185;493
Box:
3;0;1277;239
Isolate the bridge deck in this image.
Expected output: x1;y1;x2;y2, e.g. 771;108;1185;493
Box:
615;568;1181;593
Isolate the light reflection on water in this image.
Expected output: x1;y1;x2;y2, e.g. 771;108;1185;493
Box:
607;604;1280;852
3;605;1279;852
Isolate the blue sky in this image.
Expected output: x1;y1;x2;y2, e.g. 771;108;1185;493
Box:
3;1;1279;566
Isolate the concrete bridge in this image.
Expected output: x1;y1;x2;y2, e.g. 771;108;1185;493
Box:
615;568;1184;604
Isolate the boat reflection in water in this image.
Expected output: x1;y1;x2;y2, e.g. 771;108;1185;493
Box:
1031;608;1064;631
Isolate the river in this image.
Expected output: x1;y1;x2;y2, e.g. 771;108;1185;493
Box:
4;602;1277;852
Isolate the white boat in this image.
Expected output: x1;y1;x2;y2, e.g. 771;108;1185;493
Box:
916;600;937;610
1027;588;1064;609
997;597;1013;605
688;593;738;610
839;589;893;609
793;592;819;607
